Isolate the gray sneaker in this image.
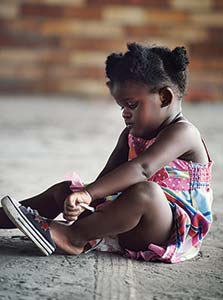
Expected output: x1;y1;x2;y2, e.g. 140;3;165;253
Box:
1;196;56;256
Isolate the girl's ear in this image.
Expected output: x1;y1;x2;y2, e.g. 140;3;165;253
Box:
106;81;112;89
159;87;174;107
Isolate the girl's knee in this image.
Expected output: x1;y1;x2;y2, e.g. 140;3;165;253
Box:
51;181;72;195
124;181;168;215
126;181;161;203
50;181;72;209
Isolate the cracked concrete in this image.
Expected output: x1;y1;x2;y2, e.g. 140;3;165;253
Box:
0;96;223;300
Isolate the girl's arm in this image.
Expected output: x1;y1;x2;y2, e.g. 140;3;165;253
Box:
83;127;129;208
85;122;202;200
96;127;130;179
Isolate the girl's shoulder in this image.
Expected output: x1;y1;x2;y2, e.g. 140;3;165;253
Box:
115;126;130;152
157;117;200;141
157;118;210;164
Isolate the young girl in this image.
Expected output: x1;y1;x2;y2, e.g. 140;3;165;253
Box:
0;43;213;263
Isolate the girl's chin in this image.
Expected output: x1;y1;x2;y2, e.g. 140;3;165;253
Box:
129;128;144;138
130;128;151;139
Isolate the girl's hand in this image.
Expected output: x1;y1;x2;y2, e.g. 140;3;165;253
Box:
63;190;92;222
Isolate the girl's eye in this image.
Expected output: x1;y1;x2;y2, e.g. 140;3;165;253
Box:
119;101;138;110
127;102;138;109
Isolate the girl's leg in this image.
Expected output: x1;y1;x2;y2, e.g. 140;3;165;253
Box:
50;181;173;255
0;181;72;228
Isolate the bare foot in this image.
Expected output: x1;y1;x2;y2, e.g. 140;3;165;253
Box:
50;221;85;255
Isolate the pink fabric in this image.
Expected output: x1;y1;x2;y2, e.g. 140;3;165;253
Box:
66;133;213;264
124;133;213;263
128;134;212;192
67;172;84;192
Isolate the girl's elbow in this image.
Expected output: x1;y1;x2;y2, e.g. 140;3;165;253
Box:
140;162;153;179
130;161;151;180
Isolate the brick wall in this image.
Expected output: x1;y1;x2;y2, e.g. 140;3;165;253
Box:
0;0;222;101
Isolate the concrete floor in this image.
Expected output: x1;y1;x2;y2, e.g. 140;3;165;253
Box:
0;96;223;300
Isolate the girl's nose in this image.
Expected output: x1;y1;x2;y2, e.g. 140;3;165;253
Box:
122;107;132;120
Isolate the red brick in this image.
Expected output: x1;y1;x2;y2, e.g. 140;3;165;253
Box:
0;80;44;94
87;0;169;7
189;42;223;57
190;12;223;27
21;3;102;19
207;27;223;42
21;3;64;18
125;25;205;44
40;20;124;37
0;32;60;48
213;0;223;9
0;49;70;65
48;66;105;80
171;0;212;11
0;64;47;80
125;25;162;37
103;6;146;25
145;10;188;24
61;38;126;52
186;89;218;102
0;0;221;101
0;79;65;95
186;71;223;102
58;79;108;97
70;51;106;67
0;2;18;19
0;19;42;35
190;58;223;72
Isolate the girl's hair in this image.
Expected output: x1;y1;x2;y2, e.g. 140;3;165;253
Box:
105;42;190;99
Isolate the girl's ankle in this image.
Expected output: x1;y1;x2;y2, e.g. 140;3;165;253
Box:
50;221;85;255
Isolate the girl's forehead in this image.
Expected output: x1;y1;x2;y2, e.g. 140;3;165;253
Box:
111;81;150;100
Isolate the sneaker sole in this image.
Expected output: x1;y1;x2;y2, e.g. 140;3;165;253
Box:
1;196;55;256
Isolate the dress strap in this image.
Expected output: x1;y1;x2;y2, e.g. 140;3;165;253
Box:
176;119;191;124
177;120;212;162
202;139;212;162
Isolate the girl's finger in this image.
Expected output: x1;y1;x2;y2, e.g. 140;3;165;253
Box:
65;206;80;213
63;209;80;217
63;209;79;217
65;197;76;207
66;204;76;209
63;214;78;222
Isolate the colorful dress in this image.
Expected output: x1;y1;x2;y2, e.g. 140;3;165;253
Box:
124;133;213;263
70;130;213;263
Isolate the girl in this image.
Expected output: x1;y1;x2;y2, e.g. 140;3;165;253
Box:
0;43;213;263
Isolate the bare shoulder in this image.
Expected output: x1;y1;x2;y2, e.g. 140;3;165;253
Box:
116;126;130;148
134;118;209;177
159;119;200;141
157;119;208;163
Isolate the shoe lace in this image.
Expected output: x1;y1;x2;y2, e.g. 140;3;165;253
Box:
26;206;40;217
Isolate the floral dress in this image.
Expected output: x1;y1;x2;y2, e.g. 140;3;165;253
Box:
70;131;213;263
123;133;213;263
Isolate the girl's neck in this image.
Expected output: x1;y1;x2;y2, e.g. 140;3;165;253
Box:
155;110;183;138
164;101;183;126
168;111;184;125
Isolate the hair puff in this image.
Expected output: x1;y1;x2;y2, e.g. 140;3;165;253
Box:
171;46;189;72
105;42;190;99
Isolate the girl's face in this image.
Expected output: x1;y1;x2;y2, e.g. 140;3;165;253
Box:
111;81;170;139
